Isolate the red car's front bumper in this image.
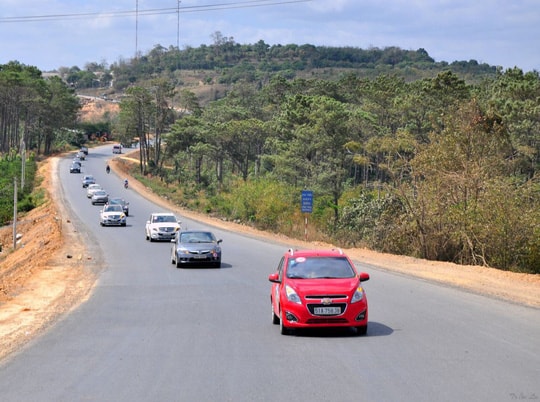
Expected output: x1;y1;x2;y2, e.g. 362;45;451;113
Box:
280;298;368;329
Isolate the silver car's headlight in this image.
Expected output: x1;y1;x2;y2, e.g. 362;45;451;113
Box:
351;286;365;303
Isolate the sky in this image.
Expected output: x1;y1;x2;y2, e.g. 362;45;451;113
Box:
0;0;539;72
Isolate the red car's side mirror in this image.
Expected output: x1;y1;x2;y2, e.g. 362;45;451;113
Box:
268;273;280;283
359;272;370;282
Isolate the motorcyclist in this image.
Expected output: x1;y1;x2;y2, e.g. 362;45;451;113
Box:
106;164;110;174
124;178;129;189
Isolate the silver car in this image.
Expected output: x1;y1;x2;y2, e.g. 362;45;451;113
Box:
86;183;102;197
82;175;95;188
91;190;109;205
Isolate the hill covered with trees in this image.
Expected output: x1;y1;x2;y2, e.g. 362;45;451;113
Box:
1;39;539;273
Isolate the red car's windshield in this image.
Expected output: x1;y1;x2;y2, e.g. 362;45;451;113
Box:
286;257;356;279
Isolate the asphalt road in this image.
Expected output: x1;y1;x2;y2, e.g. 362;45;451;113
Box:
0;145;539;402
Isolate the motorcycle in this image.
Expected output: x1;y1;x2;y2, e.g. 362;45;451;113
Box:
106;165;110;174
124;180;129;189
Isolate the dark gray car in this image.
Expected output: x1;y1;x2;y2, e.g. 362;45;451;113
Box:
171;230;223;268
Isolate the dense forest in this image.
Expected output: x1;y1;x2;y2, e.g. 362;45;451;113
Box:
1;40;539;273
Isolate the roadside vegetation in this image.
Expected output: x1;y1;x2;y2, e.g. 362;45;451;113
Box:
1;37;539;273
0;154;39;226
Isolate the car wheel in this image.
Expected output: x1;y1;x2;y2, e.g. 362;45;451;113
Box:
100;222;104;226
280;310;291;335
145;232;149;241
356;325;368;336
214;261;221;268
122;223;126;227
271;302;279;325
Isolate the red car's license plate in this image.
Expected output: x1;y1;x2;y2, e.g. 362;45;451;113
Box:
314;306;341;315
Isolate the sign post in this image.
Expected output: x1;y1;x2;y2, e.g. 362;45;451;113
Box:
301;190;313;241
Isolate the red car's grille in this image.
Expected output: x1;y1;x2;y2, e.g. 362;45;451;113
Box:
305;295;347;299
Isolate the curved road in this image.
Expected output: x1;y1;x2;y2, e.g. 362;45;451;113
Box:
0;145;539;401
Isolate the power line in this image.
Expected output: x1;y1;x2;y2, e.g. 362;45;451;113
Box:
0;0;312;23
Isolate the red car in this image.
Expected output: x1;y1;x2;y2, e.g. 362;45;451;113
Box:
269;248;370;335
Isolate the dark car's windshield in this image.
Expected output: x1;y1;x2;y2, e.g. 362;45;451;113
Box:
180;232;215;243
109;198;125;205
286;257;355;279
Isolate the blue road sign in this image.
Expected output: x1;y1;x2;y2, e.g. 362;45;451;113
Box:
301;190;313;213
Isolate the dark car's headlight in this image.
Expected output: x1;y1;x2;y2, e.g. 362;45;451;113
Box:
177;247;189;254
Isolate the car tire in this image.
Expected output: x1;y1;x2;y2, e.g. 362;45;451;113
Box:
271;303;279;325
214;261;221;268
122;223;126;227
280;310;291;335
356;325;368;336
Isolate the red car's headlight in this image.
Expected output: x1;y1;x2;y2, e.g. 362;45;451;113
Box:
285;285;302;304
351;286;365;303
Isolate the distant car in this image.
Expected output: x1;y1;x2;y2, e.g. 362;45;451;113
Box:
112;144;122;154
86;183;103;198
76;151;86;160
145;212;181;242
269;248;370;335
107;197;130;216
82;175;95;188
171;230;223;268
91;190;109;205
70;162;81;173
80;146;89;155
99;204;126;226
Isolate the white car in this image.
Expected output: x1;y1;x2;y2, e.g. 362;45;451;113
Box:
99;204;127;226
145;212;181;242
86;183;103;198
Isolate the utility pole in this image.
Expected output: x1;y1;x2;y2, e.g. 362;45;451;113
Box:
20;139;25;190
135;0;139;59
177;1;181;50
13;177;17;250
177;1;181;71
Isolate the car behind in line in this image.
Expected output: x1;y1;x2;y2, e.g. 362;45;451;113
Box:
99;204;127;226
91;190;109;205
82;175;95;188
145;212;181;242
